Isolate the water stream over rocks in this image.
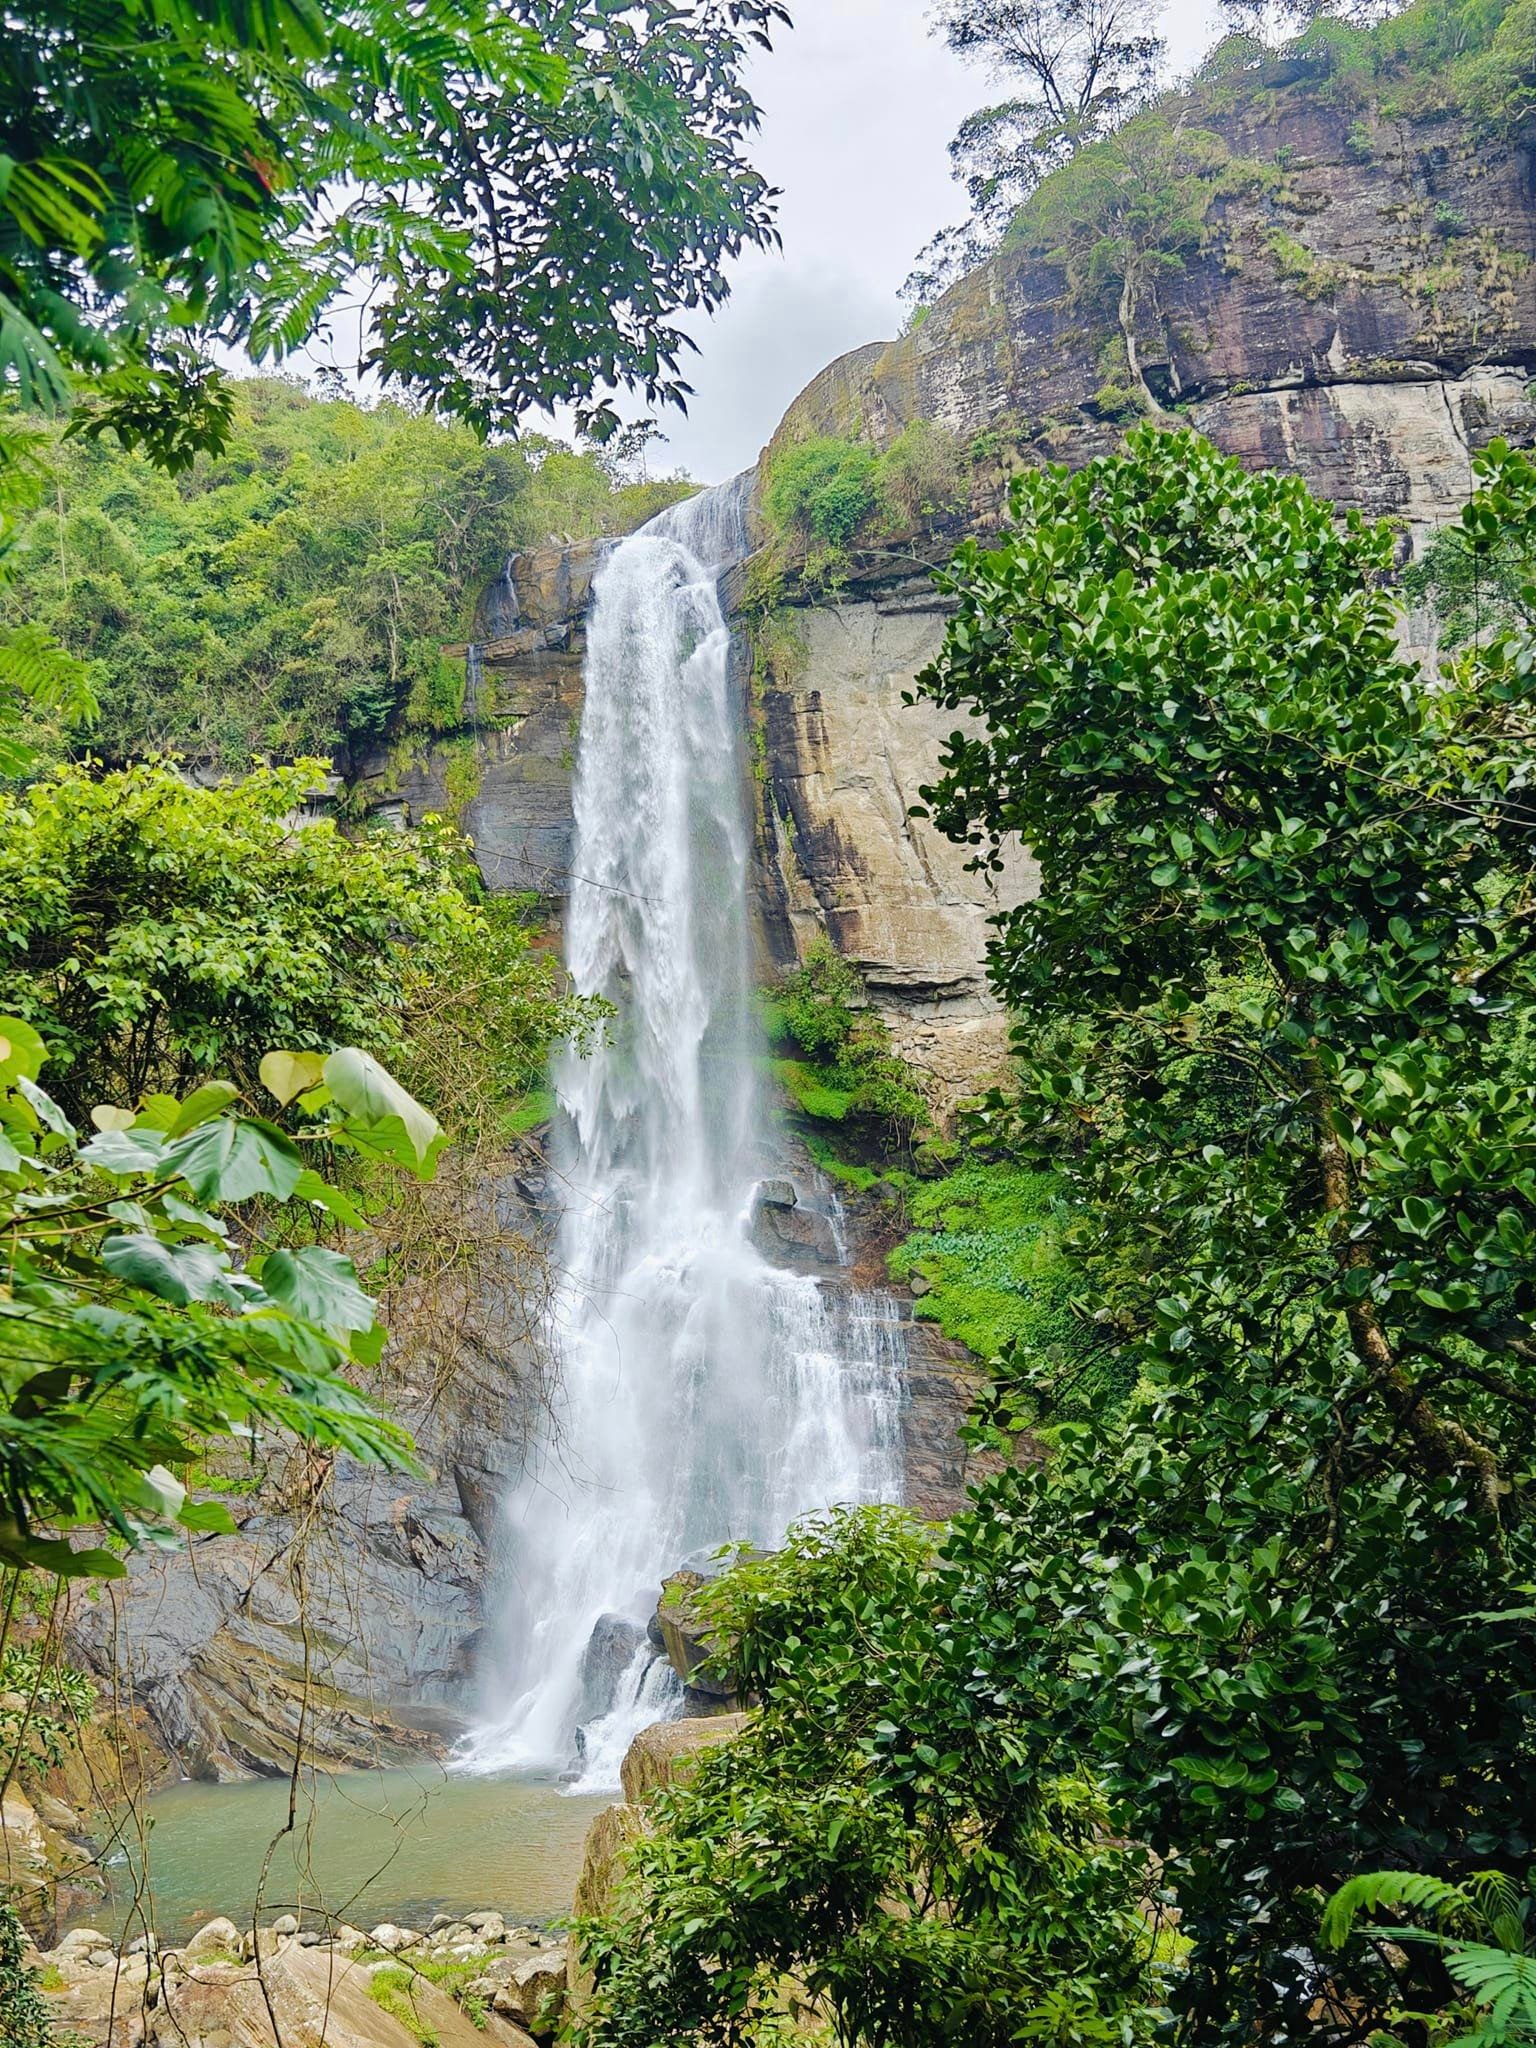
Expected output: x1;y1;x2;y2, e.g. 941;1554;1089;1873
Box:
460;478;906;1791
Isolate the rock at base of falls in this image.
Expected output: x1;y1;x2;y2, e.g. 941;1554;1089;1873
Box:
652;1571;735;1698
753;1177;797;1209
577;1613;647;1720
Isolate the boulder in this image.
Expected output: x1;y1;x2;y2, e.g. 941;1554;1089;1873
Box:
577;1613;645;1719
142;1938;494;2048
2;1785;65;1942
39;1951;151;2044
367;1924;420;1953
464;1910;505;1939
754;1178;797;1209
511;1954;566;2036
619;1712;751;1806
653;1571;733;1696
183;1916;243;1964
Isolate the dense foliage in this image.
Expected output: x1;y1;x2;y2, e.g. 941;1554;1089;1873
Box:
0;0;785;447
908;0;1164;301
573;1507;1165;2048
757;423;968;588
0;760;483;1121
763;940;928;1142
0;1010;438;1580
577;431;1536;2045
0;1904;54;2048
0;382;690;766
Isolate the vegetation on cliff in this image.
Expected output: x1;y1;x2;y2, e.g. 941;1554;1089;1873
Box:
0;384;690;770
574;429;1536;2046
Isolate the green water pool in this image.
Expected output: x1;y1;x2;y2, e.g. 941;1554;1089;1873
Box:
75;1765;608;1947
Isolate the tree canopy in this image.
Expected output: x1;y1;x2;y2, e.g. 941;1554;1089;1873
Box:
0;380;691;768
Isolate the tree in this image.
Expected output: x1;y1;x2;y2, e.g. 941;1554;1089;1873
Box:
1216;0;1405;43
1;0;787;449
0;381;692;769
0;0;783;764
908;426;1536;2039
906;0;1162;301
574;431;1536;2045
0;760;483;1121
571;1509;1164;2048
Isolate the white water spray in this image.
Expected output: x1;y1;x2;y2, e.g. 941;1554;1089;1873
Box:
462;479;905;1791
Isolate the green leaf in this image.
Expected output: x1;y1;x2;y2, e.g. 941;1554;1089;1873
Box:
168;1080;241;1137
79;1126;167;1176
0;1015;47;1084
178;1500;239;1535
292;1166;366;1227
324;1047;440;1166
164;1116;303;1203
259;1049;327;1106
259;1244;376;1331
100;1233;245;1308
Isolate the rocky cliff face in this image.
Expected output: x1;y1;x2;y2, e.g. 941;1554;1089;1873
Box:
771;88;1536;542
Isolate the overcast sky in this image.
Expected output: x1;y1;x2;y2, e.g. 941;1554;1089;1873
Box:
649;0;1226;483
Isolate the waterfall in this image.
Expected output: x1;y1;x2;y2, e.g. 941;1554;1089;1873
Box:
461;478;906;1792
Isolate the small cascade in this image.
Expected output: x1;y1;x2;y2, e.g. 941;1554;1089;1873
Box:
461;474;906;1793
571;1647;684;1796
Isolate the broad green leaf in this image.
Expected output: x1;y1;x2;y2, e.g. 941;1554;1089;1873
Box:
144;1463;186;1521
324;1047;440;1165
179;1499;239;1535
18;1073;74;1137
164;1116;303;1203
260;1049;327;1106
258;1244;375;1331
90;1105;137;1132
79;1126;167;1176
100;1233;244;1308
292;1166;366;1227
0;1015;47;1083
169;1079;241;1136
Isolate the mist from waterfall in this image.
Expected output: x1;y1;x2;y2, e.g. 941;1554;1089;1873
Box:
461;476;905;1792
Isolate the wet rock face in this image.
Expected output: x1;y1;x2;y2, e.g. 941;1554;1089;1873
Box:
578;1615;646;1721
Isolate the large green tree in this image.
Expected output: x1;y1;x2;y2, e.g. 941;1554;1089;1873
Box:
909;426;1536;2041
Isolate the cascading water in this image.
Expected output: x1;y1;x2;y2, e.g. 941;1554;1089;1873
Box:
462;476;905;1792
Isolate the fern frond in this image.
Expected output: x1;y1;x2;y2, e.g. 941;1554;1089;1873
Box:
1322;1872;1475;1950
0;624;99;725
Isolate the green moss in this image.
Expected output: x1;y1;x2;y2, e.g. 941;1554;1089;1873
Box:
369;1966;442;2047
505;1085;555;1136
801;1128;882;1192
368;1955;491;2042
890;1161;1128;1414
762;942;927;1141
774;1058;856;1123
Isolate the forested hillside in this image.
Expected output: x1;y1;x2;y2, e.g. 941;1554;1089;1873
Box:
0;382;690;770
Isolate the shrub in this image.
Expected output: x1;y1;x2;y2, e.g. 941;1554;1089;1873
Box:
766;941;927;1143
762;437;880;552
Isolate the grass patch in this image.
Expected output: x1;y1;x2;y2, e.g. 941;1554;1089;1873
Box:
890;1161;1131;1414
505;1086;555;1136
